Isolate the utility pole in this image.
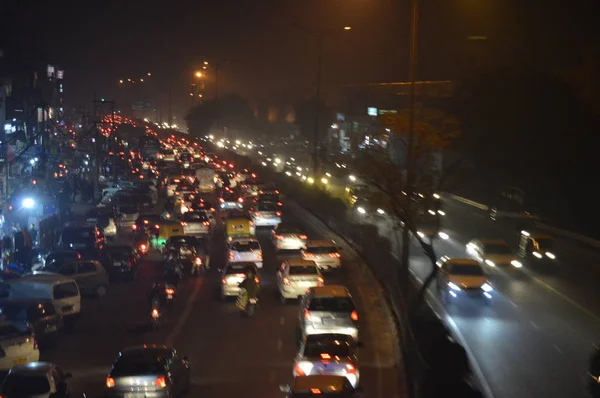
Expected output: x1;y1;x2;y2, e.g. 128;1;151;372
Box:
214;64;220;135
311;30;324;177
400;0;420;289
92;95;100;202
167;87;172;128
110;102;117;183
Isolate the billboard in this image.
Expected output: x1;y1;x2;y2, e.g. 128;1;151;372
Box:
132;101;155;111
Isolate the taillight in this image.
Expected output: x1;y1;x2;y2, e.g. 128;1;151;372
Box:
277;201;283;206
195;257;202;265
276;235;284;240
203;221;210;226
351;310;359;321
254;276;260;284
303;252;314;258
238;197;244;203
181;222;188;226
229;252;234;260
317;276;324;285
345;363;357;374
221;278;227;284
152;308;160;317
140;244;147;251
132;224;137;230
329;252;341;258
106;377;116;388
283;277;291;285
219;198;224;202
154;376;167;388
299;235;308;240
33;339;38;350
165;288;175;295
257;252;262;259
304;309;312;321
294;364;306;376
320;353;331;360
276;211;282;216
154;224;160;229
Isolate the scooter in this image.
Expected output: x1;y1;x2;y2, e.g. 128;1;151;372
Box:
164;284;177;305
150;308;161;330
236;288;259;317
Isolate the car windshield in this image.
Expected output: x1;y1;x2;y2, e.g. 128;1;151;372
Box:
306;246;338;254
225;264;256;275
308;297;355;312
451;264;485;276
112;358;165;376
484;244;512;255
183;212;208;222
277;226;302;234
232;241;260;252
1;375;50;395
62;228;94;244
304;342;353;358
290;266;318;275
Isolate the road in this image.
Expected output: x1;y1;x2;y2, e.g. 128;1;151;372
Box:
356;195;600;398
39;203;401;397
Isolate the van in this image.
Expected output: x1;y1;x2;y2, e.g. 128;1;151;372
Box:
1;273;82;319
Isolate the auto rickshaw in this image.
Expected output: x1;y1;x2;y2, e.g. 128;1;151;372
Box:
151;220;185;248
518;230;557;264
225;213;255;242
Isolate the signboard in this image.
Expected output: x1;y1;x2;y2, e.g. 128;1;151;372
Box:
132;101;155;111
367;107;378;116
378;109;398;115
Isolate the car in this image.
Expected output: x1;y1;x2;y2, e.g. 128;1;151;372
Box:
250;201;282;227
299;286;359;340
178;193;200;214
115;205;140;229
59;223;105;251
220;262;260;299
104;245;140;280
293;334;360;388
272;224;308;250
277;259;324;302
228;237;263;268
105;345;190;397
165;177;184;197
86;208;119;239
0;323;40;371
42;260;110;297
280;375;360;397
0;299;63;343
133;213;164;235
436;257;493;304
219;188;244;210
0;362;72;398
163;235;202;258
181;211;211;236
466;239;522;268
43;250;82;268
301;241;342;271
174;182;196;197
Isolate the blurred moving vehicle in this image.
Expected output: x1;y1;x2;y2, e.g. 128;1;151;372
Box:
466;239;522;268
436;256;493;305
228;237;263;268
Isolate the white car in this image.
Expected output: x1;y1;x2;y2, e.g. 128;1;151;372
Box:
251;201;281;227
277;259;324;302
1;362;72;398
301;241;342;270
165;177;183;197
228;238;263;268
272;224;308;250
293;334;360;388
466;239;522;268
181;211;211;236
0;324;40;371
299;286;359;340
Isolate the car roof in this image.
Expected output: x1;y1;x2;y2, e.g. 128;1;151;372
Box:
309;285;351;298
306;240;336;247
292;375;347;392
8;361;54;376
287;259;318;267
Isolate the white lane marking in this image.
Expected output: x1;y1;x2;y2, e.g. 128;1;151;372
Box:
165;280;202;347
280;316;285;326
530;321;540;330
554;345;563;354
276;339;283;351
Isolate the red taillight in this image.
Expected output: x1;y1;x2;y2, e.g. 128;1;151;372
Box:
202;221;210;226
195;257;202;265
181;222;188;226
219;198;224;202
238;197;244;203
276;211;282;216
254;276;260;284
106;377;116;388
257;252;262;259
320;353;331;360
304;310;312;321
276;235;284;240
345;363;357;374
140;244;147;251
277;202;283;206
304;252;315;258
351;310;359;321
132;224;137;230
221;278;227;284
283;277;291;285
154;376;167;388
229;252;234;260
294;364;306;376
299;235;308;240
165;288;175;295
317;276;324;285
152;308;160;317
329;252;341;258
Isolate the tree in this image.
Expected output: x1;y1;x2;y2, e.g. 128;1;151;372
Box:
185;94;255;137
185;100;217;137
293;97;334;142
353;104;462;306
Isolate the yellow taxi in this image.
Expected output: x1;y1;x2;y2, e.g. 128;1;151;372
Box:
436;257;493;305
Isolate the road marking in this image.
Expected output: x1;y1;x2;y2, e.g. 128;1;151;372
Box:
530;321;540;330
276;339;283;351
554;345;563;354
280;316;285;326
165;280;202;347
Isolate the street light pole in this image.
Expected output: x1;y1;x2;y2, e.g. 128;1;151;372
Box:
214;64;220;135
312;30;324;177
400;0;420;288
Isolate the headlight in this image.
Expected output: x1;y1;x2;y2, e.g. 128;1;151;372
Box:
532;251;543;259
417;231;425;238
438;232;449;240
481;283;493;292
357;207;366;214
510;260;523;268
484;259;495;267
447;282;461;291
545;252;556;259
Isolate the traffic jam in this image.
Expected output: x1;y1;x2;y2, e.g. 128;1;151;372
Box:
0;125;363;397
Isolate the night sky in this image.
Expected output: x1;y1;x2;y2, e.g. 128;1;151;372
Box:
2;0;599;117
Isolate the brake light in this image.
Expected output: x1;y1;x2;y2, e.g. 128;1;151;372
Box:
304;309;312;321
254;212;259;217
140;244;147;251
310;389;322;394
154;376;167;388
154;224;160;229
275;190;280;194
345;363;357;374
106;377;116;388
249;221;254;226
320;353;331;360
329;252;341;258
277;202;283;206
152;308;160;317
33;339;38;350
283;277;291;285
276;235;284;240
219;198;224;202
202;221;210;226
165;288;175;295
303;252;315;258
299;235;307;240
254;276;260;284
221;278;227;284
195;257;202;265
317;276;324;285
229;252;234;260
181;222;188;226
132;224;138;230
257;252;262;259
238;197;244;203
294;363;306;376
276;211;282;216
351;310;359;321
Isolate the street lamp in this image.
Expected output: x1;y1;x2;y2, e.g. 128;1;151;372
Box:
195;71;203;78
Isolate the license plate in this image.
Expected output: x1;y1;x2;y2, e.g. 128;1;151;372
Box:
14;358;27;365
113;262;122;267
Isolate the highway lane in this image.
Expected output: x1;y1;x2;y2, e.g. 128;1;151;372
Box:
39;208;400;397
352;197;599;398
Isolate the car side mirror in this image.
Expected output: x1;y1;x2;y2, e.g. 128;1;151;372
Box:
279;384;291;393
64;372;73;379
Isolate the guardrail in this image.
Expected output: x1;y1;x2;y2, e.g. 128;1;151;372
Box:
445;193;600;249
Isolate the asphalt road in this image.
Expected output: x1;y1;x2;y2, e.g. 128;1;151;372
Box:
38;202;401;397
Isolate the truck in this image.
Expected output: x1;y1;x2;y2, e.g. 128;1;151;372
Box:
195;168;216;193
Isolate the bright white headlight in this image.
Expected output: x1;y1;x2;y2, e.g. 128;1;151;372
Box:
438;232;449;240
533;252;543;259
545;252;556;259
481;283;493;292
448;282;461;291
485;259;495;267
510;260;523;268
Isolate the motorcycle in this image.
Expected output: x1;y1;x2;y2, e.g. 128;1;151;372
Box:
236;288;258;317
150;308;161;330
164;284;177;305
191;256;205;276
